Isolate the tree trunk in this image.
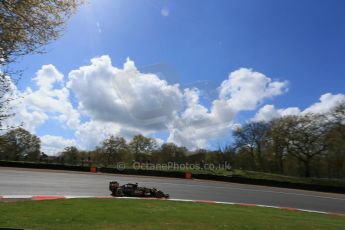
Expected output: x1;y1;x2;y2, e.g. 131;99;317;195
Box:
249;147;256;170
304;160;311;177
278;156;284;174
257;143;263;171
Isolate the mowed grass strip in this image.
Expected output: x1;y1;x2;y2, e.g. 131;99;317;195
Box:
0;199;344;230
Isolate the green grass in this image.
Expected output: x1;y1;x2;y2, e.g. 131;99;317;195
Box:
0;199;344;230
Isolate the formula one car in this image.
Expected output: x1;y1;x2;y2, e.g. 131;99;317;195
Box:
109;181;169;198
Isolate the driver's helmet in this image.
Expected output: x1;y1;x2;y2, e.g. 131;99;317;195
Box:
110;181;119;188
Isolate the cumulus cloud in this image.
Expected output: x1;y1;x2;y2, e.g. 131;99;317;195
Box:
6;65;80;133
302;93;345;115
168;68;288;149
75;120;125;150
33;64;64;90
253;93;345;122
218;68;288;111
252;104;301;122
68;56;182;131
7;56;289;152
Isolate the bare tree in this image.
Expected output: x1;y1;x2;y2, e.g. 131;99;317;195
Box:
324;102;345;178
233;122;269;170
287;114;328;177
267;116;295;174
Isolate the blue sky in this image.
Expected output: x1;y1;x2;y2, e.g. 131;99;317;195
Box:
9;0;345;154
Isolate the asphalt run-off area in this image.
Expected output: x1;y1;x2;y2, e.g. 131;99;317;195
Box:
0;167;344;214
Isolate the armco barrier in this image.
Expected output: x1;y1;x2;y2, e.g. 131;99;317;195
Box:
191;174;345;194
98;167;186;178
0;160;90;172
1;160;344;194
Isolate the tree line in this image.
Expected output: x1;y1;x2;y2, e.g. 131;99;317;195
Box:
0;102;344;179
232;102;345;178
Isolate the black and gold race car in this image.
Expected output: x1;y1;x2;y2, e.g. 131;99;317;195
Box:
109;181;169;198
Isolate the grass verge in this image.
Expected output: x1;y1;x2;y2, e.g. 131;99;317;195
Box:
0;199;344;230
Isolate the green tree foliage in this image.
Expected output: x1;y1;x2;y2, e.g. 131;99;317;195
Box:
0;0;84;128
187;148;207;164
221;146;236;167
0;0;84;65
153;143;187;163
129;134;157;162
205;150;225;165
88;147;103;165
0;127;40;161
101;136;129;166
61;146;79;165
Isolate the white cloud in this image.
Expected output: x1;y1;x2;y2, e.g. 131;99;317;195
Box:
5;65;80;133
40;135;76;155
67;59;288;150
68;55;182;131
218;68;288;111
252;105;281;122
168;68;288;149
7;56;290;152
302;93;345;115
253;104;301;122
253;93;345;122
13;57;344;153
75;120;122;149
33;64;63;90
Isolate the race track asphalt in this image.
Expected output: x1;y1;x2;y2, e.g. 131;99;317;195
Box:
0;167;344;213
